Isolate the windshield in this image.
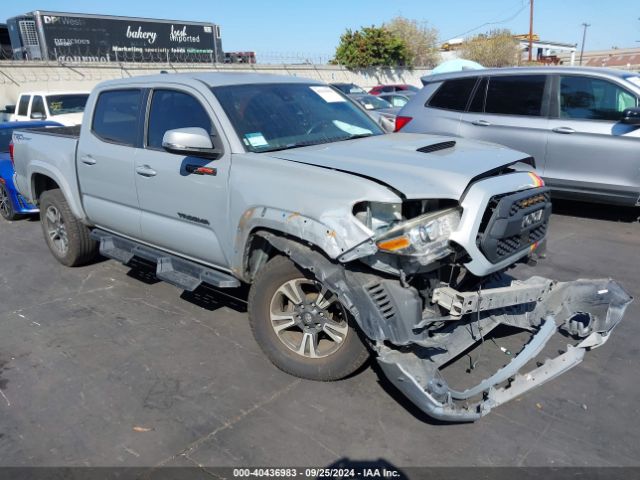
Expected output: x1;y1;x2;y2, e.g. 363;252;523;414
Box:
46;94;89;115
212;83;384;153
0;129;14;152
356;95;393;111
406;85;420;92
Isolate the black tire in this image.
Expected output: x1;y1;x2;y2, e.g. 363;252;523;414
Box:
248;255;369;381
0;183;19;221
39;189;98;267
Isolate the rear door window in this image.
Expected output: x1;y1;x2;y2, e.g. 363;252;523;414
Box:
17;96;30;116
559;76;638;121
485;75;547;116
428;77;478;111
92;89;143;146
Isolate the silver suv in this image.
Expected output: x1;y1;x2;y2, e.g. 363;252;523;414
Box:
398;67;640;206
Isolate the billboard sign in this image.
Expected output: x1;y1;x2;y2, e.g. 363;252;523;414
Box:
38;13;217;62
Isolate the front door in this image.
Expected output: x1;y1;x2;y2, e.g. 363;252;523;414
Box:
544;75;640;204
134;87;230;268
77;88;144;238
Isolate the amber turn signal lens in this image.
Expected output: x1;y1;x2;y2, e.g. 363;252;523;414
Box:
377;235;411;252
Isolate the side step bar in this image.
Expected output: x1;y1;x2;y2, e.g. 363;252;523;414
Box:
90;229;240;291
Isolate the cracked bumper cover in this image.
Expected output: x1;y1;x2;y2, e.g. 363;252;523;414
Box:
258;233;632;422
377;278;632;422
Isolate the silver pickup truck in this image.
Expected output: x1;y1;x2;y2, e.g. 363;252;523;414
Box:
12;73;632;421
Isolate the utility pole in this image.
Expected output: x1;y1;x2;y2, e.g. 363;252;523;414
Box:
579;23;590;66
528;0;534;62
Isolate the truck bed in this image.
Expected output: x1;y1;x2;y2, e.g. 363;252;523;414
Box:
26;125;81;138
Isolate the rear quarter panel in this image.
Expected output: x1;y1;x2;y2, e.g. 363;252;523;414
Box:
12;131;87;221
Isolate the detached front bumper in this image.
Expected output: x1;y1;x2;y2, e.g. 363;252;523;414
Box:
377;278;632;422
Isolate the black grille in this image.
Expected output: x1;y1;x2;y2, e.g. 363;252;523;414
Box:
477;187;552;263
496;235;521;257
365;283;397;320
416;141;456;154
529;223;547;243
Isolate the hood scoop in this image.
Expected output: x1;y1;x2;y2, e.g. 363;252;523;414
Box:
417;140;456;154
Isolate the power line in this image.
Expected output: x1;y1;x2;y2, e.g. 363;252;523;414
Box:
441;0;529;42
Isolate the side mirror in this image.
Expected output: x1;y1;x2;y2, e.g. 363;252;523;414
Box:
621;107;640;125
30;112;45;120
162;127;221;159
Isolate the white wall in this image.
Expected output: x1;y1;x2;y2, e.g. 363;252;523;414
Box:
0;62;432;108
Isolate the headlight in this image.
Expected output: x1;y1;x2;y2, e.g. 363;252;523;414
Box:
374;207;461;262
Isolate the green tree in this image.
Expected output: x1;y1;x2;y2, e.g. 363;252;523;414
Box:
333;26;411;69
460;29;520;67
385;17;440;68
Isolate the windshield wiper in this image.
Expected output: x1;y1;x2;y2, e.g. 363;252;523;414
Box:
258;133;375;153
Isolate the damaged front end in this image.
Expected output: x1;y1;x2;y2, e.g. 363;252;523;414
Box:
377;277;632;421
256;173;632;422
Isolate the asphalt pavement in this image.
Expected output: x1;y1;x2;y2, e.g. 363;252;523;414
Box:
0;200;638;470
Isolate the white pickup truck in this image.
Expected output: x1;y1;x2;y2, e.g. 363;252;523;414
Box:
10;91;89;126
12;72;632;421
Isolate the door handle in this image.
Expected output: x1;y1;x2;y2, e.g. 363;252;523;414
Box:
472;119;491;126
135;165;157;177
80;155;96;165
552;126;575;134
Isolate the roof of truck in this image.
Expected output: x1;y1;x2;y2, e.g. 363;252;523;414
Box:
98;72;323;89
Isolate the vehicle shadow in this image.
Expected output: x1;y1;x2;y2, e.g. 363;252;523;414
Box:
124;257;249;312
551;198;639;223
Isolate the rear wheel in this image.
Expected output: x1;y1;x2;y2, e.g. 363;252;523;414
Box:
0;183;19;221
39;189;98;267
249;256;369;381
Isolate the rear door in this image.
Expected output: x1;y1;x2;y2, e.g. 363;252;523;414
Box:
134;86;230;267
77;88;144;238
544;74;640;204
458;74;551;170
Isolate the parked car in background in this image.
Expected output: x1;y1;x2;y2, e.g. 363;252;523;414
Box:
369;84;420;95
0;120;61;220
330;83;368;96
0;105;15;123
397;67;640;206
378;92;415;108
10;92;89;126
12;72;631;422
351;94;398;132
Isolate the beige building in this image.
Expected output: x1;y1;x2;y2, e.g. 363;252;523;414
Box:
560;47;640;71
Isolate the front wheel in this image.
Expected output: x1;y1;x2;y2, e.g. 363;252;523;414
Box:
248;256;369;381
39;189;98;267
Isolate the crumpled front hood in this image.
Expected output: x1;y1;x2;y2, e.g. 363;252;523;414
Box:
266;133;532;200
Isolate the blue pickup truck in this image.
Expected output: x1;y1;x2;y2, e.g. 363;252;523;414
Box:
0;121;61;220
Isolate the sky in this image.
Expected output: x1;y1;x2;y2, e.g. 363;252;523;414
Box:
3;0;639;62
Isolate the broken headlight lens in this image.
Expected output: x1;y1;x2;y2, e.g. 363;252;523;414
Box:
375;207;461;261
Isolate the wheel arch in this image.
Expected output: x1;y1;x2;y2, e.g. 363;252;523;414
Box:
232;206;367;283
28;165;87;222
